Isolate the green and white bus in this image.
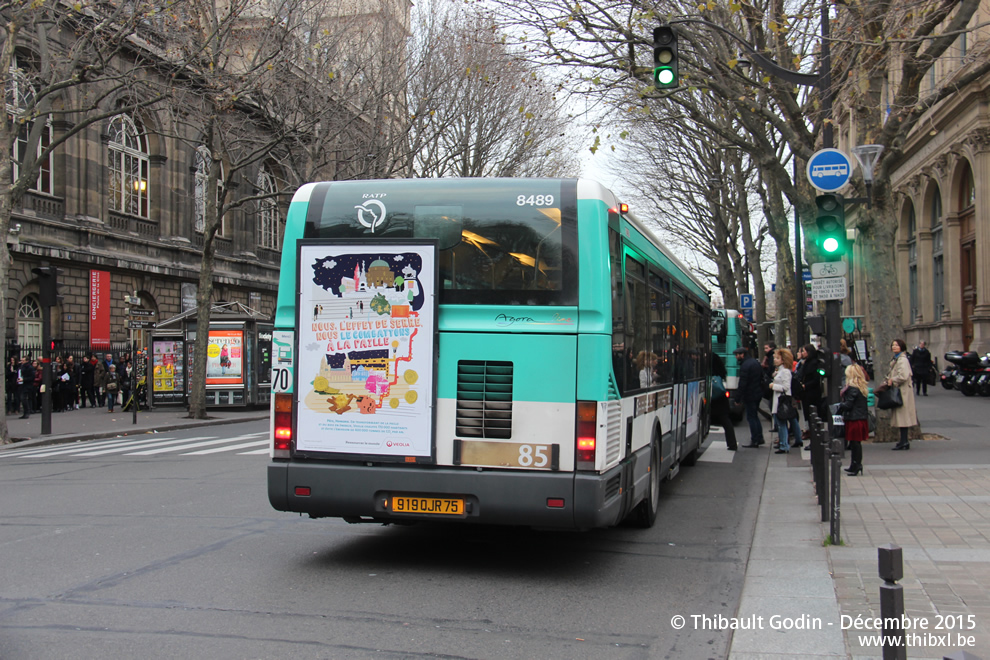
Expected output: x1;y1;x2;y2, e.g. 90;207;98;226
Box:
711;309;756;420
268;178;710;530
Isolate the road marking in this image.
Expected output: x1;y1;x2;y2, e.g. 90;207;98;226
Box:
9;436;181;458
76;436;218;456
126;435;254;455
184;440;269;455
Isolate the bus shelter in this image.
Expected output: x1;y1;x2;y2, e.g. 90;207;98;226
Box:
149;302;273;409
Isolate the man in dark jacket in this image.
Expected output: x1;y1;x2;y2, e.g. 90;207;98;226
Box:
734;347;766;447
17;355;36;419
799;344;826;434
910;340;933;396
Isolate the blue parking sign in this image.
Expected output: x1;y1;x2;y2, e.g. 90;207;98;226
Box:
807;149;853;193
740;293;754;309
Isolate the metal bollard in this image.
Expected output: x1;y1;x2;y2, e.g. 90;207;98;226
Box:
830;437;843;544
817;420;829;522
879;544;906;660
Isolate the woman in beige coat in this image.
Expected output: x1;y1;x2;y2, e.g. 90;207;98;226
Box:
884;338;918;450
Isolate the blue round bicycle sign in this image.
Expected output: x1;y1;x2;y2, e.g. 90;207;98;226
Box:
806;149;853;193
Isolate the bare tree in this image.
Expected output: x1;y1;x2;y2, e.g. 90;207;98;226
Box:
1;0;165;444
403;0;577;179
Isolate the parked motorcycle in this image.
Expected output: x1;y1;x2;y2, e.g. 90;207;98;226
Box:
943;351;989;396
940;363;957;389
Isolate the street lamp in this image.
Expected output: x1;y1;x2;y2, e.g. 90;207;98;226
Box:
851;144;884;209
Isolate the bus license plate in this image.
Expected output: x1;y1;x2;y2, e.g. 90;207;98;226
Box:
390;495;465;516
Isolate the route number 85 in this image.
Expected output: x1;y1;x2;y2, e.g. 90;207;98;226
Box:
518;444;550;468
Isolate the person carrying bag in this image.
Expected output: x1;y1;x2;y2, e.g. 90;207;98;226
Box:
769;348;802;454
883;339;918;450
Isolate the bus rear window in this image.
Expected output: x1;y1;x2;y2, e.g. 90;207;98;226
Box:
303;179;577;305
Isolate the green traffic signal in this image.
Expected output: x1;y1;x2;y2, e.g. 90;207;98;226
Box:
653;26;679;89
815;193;846;261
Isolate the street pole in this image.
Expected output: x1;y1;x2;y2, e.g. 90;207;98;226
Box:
795;157;805;348
41;305;52;435
819;2;842;412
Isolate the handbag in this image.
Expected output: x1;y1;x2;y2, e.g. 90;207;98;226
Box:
712;374;727;397
876;384;903;410
776;394;798;420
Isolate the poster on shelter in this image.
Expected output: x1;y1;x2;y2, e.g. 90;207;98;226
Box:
206;329;244;386
294;241;437;457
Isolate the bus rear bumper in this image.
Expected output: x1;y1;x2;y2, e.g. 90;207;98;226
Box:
268;461;626;530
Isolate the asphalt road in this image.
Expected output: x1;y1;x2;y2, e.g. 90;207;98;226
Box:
0;421;766;659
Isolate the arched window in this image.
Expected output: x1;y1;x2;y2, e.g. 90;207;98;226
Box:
194;146;225;235
931;186;944;319
17;295;42;348
108;114;150;218
7;54;52;194
256;167;280;250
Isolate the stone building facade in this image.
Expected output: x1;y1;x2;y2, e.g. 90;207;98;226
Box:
836;4;990;359
4;0;411;358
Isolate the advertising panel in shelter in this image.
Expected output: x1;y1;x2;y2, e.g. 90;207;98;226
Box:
206;329;244;386
295;241;437;458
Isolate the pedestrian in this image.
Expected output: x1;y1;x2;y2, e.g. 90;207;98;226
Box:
760;342;776;400
837;364;869;475
80;354;97;408
17;355;36;418
710;353;737;450
66;355;80;409
32;359;42;411
910;340;933;396
798;344;826;438
102;363;121;412
769;348;801;454
5;356;19;415
733;347;765;448
885;338;918;450
95;353;115;407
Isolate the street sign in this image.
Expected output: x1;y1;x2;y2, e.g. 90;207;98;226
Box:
127;320;156;329
807;149;853;193
127;308;156;317
810;276;847;301
123;295;140;305
810;261;848;278
740;293;754;309
742;307;754;322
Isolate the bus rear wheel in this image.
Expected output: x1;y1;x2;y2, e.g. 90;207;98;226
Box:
631;438;660;528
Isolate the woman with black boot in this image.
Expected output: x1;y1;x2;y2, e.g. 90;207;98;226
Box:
837;365;869;475
885;338;918;450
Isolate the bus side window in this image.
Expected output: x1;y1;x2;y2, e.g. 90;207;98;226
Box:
650;271;671;385
609;230;627;394
625;255;649;391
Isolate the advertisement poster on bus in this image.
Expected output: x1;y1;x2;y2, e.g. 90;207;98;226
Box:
294;240;438;458
206;329;244;386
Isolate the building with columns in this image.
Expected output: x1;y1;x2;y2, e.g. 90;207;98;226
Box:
836;7;990;359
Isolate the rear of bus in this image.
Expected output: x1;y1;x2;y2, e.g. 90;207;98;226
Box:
267;178;641;529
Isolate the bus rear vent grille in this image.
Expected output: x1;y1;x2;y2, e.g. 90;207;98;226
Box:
456;360;513;439
604;401;622;465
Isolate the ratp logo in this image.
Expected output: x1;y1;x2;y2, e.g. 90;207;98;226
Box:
354;199;387;233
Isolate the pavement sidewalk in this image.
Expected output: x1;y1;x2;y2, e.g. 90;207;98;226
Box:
2;404;268;450
728;387;990;659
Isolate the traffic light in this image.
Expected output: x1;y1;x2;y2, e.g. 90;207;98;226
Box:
32;264;63;308
815;193;845;261
653;25;678;89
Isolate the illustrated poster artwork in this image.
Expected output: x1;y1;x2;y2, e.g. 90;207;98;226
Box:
295;243;436;456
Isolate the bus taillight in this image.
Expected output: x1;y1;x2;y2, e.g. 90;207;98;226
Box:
576;401;597;470
273;392;293;458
